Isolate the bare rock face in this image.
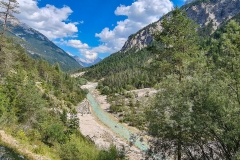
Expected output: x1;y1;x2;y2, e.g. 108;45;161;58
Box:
185;0;240;29
120;0;240;53
120;23;162;52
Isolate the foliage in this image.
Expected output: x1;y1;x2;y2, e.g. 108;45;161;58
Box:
0;36;125;159
97;145;125;160
0;0;20;36
145;8;240;160
83;46;160;95
0;0;20;53
154;8;200;82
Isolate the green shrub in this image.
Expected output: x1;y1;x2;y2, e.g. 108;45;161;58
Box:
97;145;125;160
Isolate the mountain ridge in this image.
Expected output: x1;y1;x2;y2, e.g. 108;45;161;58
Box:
120;0;240;53
1;21;83;72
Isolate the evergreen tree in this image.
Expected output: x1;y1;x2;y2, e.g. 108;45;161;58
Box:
0;0;20;36
0;0;20;51
154;7;199;82
147;8;201;160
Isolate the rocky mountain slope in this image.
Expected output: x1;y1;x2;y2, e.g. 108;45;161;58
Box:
1;22;82;72
120;0;240;52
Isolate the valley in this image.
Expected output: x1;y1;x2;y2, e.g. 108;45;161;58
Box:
1;0;240;159
78;82;145;160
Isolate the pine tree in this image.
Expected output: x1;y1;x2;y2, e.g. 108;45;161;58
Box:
0;0;20;51
147;7;200;160
0;0;20;36
154;7;199;82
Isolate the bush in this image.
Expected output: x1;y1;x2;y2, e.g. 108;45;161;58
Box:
97;145;125;160
16;130;28;141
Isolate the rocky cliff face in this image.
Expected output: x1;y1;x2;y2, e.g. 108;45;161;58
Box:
120;23;162;52
185;0;240;29
120;0;240;53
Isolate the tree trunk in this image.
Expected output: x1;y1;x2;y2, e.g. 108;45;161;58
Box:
177;140;182;160
177;126;182;160
2;1;10;36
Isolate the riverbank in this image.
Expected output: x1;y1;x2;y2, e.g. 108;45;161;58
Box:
78;82;145;160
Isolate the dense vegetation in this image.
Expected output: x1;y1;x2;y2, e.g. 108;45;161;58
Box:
145;9;240;159
0;36;124;159
83;44;163;94
104;8;240;160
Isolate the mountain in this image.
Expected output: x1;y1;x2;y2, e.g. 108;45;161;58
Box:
120;0;240;53
1;22;82;72
84;0;240;93
73;56;102;67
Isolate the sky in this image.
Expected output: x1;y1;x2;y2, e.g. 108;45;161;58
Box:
15;0;187;61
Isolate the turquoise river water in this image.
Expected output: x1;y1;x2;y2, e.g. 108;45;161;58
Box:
87;90;149;151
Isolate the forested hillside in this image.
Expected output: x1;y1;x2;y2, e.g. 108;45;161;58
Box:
84;46;161;94
0;36;124;159
2;0;240;159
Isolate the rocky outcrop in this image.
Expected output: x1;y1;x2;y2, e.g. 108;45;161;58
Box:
185;0;240;29
77;99;91;115
120;0;240;53
120;23;162;52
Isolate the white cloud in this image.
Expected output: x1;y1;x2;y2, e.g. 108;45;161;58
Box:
95;0;173;53
16;0;79;40
16;0;173;61
63;39;109;60
65;0;173;61
80;49;98;60
66;40;89;49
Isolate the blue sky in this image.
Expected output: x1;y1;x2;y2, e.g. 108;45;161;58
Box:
16;0;186;61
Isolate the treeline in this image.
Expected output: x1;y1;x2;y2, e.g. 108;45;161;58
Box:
0;37;124;159
84;44;163;94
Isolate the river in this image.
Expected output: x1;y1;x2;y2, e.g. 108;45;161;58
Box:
86;87;149;151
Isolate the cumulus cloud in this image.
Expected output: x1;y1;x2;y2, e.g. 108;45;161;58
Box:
66;40;89;49
66;0;173;61
63;39;110;60
16;0;173;61
16;0;79;40
80;49;98;60
95;0;173;53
